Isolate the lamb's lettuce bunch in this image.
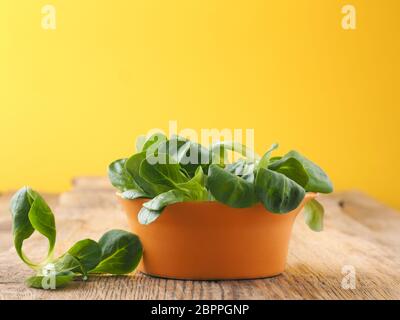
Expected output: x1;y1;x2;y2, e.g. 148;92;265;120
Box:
109;134;333;231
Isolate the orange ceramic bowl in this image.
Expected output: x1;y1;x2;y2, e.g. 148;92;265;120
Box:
119;193;316;280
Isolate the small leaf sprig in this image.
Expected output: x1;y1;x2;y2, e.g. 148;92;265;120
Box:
10;187;143;289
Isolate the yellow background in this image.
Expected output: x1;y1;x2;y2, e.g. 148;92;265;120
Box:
1;1;399;208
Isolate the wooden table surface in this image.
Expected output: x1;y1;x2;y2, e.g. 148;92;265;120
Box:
0;177;399;300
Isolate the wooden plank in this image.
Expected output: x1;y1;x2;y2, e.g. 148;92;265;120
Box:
0;178;399;300
328;190;400;251
0;194;13;252
71;176;114;191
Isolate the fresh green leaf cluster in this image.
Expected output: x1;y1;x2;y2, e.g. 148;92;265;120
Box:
10;187;143;289
109;134;333;231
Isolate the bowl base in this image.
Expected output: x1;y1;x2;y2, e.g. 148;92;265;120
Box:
138;271;283;281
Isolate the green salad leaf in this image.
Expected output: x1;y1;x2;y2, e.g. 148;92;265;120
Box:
271;150;333;193
139;154;189;188
207;164;258;208
10;187;56;268
138;189;186;224
120;189;149;200
211;141;259;166
303;198;324;231
125;152;163;197
257;143;279;169
91;230;143;275
108;159;142;192
56;239;101;277
138;167;208;224
268;157;309;187
255;168;306;213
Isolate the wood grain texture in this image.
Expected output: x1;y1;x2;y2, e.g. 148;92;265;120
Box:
0;178;399;300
